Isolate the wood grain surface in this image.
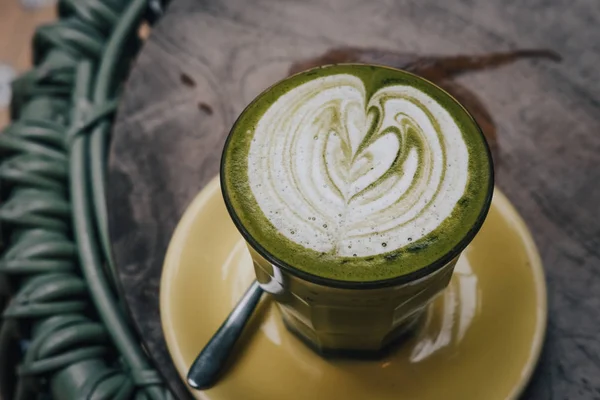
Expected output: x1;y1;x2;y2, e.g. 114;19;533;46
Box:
107;0;600;398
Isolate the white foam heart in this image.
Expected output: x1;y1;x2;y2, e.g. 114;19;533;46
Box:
247;73;469;257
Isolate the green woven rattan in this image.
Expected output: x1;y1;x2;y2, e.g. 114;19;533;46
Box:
0;0;172;398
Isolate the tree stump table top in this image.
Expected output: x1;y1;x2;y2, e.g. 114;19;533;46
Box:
107;0;600;398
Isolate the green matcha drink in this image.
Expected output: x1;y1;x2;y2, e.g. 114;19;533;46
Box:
221;64;492;352
222;64;492;284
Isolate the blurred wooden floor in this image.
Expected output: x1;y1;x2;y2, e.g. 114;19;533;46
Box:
0;0;56;128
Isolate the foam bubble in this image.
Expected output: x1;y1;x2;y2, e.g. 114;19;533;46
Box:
247;74;469;257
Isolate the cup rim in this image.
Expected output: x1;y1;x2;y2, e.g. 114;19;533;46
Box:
220;63;494;290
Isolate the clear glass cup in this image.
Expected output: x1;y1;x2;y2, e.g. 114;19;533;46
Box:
221;65;493;354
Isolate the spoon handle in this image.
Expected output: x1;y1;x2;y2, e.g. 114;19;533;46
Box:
187;280;264;390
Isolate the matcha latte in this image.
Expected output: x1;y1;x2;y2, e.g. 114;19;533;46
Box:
221;64;493;284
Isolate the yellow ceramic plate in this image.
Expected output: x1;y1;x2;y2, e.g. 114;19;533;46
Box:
161;176;547;400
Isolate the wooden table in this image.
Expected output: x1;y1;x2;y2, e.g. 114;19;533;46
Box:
107;0;600;398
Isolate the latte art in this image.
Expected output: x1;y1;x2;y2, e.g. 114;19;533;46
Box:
247;74;469;257
222;64;492;282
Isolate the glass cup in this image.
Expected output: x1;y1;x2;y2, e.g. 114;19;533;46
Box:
221;66;493;354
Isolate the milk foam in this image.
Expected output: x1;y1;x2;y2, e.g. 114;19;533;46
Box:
247;73;469;258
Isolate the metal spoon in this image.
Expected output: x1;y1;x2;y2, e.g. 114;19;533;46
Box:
187;280;264;390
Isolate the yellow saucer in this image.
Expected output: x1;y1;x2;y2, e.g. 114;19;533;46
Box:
161;177;547;400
